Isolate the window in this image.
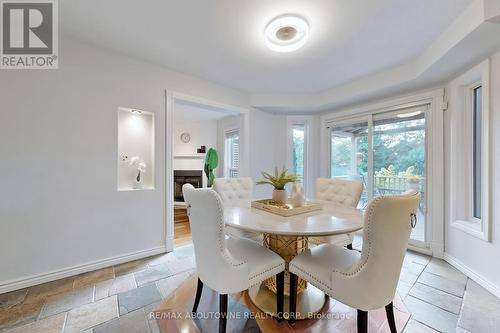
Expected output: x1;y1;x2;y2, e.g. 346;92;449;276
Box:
224;130;239;178
292;124;305;184
472;86;482;219
448;59;490;241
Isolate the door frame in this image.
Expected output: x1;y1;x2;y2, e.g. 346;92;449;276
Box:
164;90;250;251
320;89;445;257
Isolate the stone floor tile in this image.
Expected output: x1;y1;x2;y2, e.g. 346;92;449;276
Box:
0;296;45;329
95;274;137;301
404;250;431;266
93;308;150;333
402;319;439;333
397;280;413;300
166;256;196;276
73;267;115;289
64;296;118;333
39;286;94;319
404;295;458;333
424;259;468;283
134;264;172;287
0;289;28;310
27;277;75;300
173;244;194;259
113;259;150;277
146;253;176;267
156;271;192;299
418;272;466;297
3;313;66;333
455;327;472;333
118;283;162;315
399;268;420;286
409;283;462;314
458;279;500;333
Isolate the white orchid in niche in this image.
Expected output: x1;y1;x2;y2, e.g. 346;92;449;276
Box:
129;156;147;185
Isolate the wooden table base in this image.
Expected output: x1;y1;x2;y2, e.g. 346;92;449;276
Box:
263;234;308;295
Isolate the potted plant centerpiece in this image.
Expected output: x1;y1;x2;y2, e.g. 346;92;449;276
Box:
256;167;298;204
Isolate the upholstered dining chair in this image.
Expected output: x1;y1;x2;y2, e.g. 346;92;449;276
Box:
288;191;420;333
213;177;262;242
182;184;286;333
312;178;363;249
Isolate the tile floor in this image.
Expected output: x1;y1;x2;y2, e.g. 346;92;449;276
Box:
0;243;499;333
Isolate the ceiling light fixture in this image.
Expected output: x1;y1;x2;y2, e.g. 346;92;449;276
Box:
397;111;422;118
131;109;142;115
265;14;309;53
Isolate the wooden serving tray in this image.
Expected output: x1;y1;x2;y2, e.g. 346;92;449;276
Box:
251;199;322;217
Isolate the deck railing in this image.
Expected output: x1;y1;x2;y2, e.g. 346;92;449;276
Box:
374;175;423;194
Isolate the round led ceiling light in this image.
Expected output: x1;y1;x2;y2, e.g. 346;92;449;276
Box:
265;15;309;53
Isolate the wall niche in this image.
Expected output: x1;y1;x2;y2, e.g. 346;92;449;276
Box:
117;107;155;191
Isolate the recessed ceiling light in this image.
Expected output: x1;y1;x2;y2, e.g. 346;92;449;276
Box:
265;15;309;53
397;111;422;118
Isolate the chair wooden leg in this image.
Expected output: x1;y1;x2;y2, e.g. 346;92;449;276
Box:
385;302;397;333
219;294;228;333
289;272;298;325
357;309;368;333
192;278;203;313
347;243;353;250
276;271;284;321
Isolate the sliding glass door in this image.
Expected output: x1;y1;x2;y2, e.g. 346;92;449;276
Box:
330;120;369;209
372;111;426;243
330;107;428;245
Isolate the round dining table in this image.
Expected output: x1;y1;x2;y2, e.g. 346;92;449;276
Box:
224;202;363;319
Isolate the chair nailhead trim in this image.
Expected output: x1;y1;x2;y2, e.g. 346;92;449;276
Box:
290;263;333;293
248;263;285;281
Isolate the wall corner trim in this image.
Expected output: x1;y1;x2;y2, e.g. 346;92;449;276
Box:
0;246;167;294
444;252;500;299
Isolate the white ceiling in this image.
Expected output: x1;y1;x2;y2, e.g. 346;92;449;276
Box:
173;100;238;122
61;0;472;95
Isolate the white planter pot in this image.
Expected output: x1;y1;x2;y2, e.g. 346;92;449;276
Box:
272;189;288;204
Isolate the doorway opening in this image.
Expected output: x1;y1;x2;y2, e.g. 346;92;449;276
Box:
165;92;249;250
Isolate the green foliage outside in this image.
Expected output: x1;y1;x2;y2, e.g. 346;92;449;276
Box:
331;119;425;185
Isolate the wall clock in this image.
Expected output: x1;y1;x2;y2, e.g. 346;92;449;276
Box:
180;132;191;143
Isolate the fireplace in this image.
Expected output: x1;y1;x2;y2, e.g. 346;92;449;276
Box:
174;170;203;202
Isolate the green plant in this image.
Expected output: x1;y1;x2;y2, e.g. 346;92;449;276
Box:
256;166;298;190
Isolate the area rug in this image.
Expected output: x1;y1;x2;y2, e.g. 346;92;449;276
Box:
152;274;410;333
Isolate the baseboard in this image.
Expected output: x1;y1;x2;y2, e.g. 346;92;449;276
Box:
407;244;433;256
444;253;500;299
0;245;167;294
166;235;175;252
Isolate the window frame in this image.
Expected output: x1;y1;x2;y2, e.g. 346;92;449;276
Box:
286;117;311;197
291;123;307;186
470;84;482;222
224;128;240;178
450;60;491;242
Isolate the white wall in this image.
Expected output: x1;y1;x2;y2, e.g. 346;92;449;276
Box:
174;121;217;157
444;51;500;296
248;109;287;198
0;38;248;292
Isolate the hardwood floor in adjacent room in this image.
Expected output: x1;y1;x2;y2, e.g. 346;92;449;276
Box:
174;206;192;246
